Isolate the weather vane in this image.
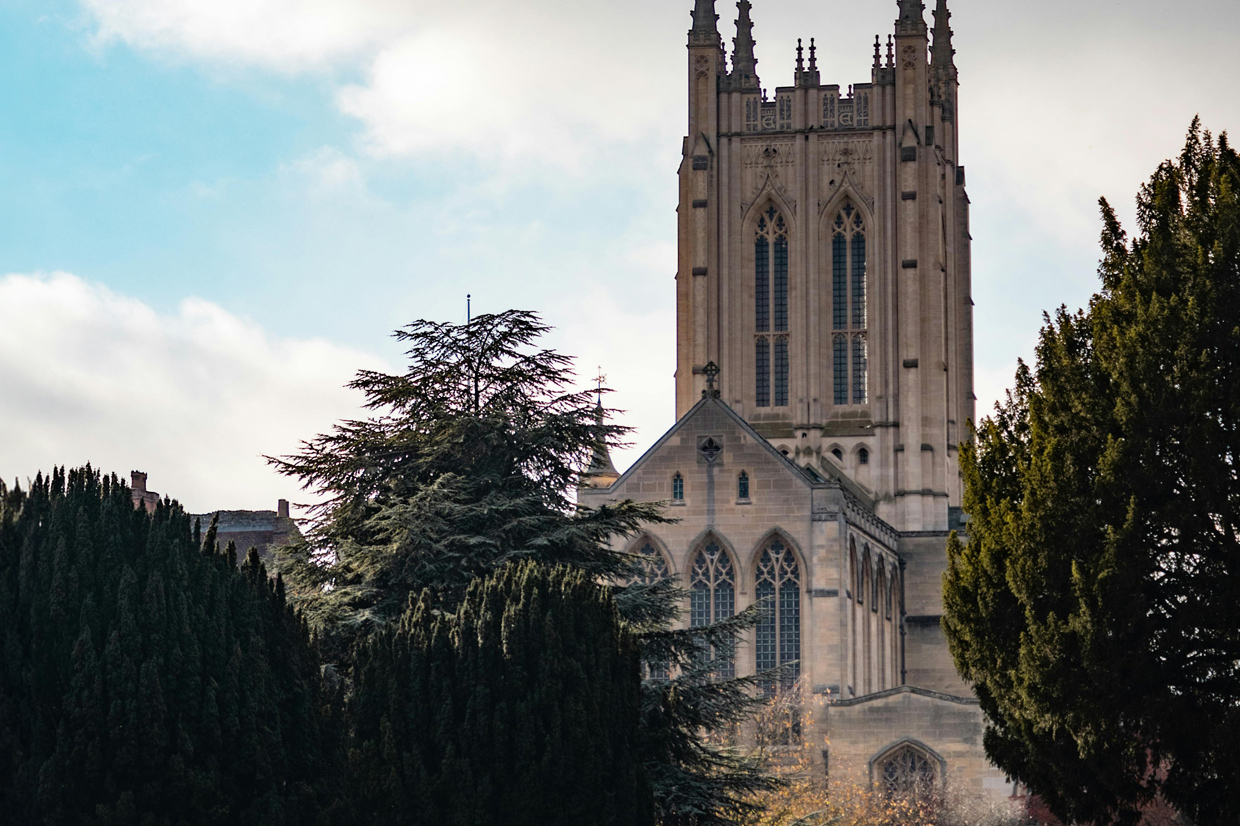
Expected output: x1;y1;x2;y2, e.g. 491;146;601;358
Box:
594;367;606;407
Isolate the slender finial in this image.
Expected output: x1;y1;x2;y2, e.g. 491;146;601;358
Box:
467;294;471;324
691;0;719;34
931;0;956;76
796;38;804;75
730;0;759;90
873;34;882;69
887;35;894;68
808;37;817;72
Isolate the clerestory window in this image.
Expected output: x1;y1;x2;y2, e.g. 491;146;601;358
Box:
755;206;790;407
831;204;868;406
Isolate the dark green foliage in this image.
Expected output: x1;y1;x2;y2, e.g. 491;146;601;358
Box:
0;467;339;825
944;121;1240;825
272;310;778;824
348;561;652;826
269;310;666;656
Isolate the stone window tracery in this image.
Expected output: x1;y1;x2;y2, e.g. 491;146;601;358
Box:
755;538;801;693
755;207;789;408
878;745;938;799
690;540;737;678
831;204;868;405
626;540;672;681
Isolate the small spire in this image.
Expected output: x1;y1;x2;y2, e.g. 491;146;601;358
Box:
583;372;619;488
691;0;719;34
873;34;882;69
808;37;817;72
796;38;804;76
931;0;956;77
730;0;760;90
886;35;894;68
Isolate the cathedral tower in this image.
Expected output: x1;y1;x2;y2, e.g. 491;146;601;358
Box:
675;0;974;533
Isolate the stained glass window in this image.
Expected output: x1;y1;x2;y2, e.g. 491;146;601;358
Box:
774;337;789;407
833;335;848;405
831;205;867;406
626;541;672;681
738;471;750;500
755;538;801;694
755;207;789;407
880;747;937;799
832;232;847;330
774;234;788;332
690;541;737;678
755;233;769;333
851;232;866;327
853;334;868;404
756;338;770;407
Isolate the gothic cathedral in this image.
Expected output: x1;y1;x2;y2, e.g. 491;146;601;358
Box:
581;0;1009;798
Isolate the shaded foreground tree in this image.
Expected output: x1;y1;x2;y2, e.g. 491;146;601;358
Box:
0;467;340;825
272;310;778;823
348;561;650;826
944;120;1240;824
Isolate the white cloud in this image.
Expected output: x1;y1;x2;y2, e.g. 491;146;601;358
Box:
0;272;385;512
80;0;421;70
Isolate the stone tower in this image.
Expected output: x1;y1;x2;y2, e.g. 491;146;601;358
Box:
675;0;974;534
582;0;1011;799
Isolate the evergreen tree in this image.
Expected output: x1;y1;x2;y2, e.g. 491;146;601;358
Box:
349;561;651;826
943;121;1240;824
272;310;778;824
0;467;340;825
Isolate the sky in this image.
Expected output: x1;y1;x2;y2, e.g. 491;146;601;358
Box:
1;0;1237;513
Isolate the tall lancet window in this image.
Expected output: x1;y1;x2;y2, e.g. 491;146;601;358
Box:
831;205;868;405
755;538;801;694
689;541;737;678
626;540;672;681
755;206;789;407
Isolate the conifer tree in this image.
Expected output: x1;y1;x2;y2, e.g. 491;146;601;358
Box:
944;121;1240;824
272;310;778;824
0;467;340;825
349;561;651;826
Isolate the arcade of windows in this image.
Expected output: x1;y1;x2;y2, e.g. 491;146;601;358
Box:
754;206;789;408
622;534;801;688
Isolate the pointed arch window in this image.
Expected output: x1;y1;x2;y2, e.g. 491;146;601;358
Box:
755;207;789;408
737;471;750;500
627;540;671;587
690;541;737;678
625;540;672;681
672;473;684;501
755;538;801;693
831;205;868;405
878;745;939;799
